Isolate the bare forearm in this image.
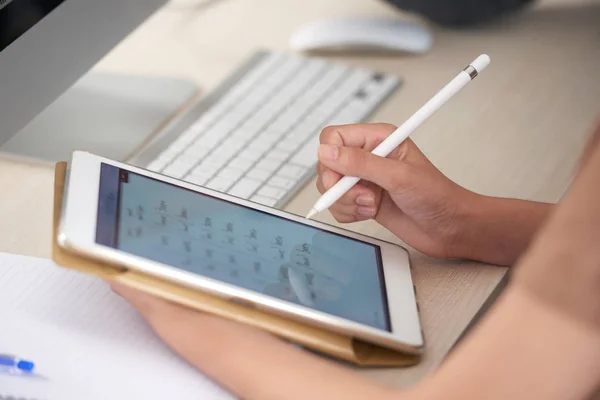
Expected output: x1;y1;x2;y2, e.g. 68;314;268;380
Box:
149;288;600;400
415;285;600;400
453;195;553;266
425;129;600;398
149;309;399;400
456;118;600;267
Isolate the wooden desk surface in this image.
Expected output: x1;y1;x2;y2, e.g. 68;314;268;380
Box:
1;0;599;389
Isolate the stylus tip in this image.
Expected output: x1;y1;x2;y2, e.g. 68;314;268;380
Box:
306;208;318;220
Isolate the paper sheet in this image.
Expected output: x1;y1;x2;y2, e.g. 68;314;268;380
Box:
0;252;234;400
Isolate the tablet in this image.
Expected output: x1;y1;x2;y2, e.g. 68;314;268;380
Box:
58;151;423;352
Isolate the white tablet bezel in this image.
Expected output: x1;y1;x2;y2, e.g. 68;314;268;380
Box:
58;151;423;352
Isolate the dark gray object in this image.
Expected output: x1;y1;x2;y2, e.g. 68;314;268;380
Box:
384;0;535;27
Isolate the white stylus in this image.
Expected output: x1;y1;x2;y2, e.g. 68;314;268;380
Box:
306;54;491;220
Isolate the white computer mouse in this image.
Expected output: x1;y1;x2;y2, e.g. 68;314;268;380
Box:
290;17;433;55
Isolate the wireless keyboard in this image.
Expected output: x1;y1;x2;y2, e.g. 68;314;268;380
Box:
134;51;401;208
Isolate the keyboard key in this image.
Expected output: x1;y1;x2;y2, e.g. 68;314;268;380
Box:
216;168;244;182
238;122;263;136
230;128;255;141
290;137;319;167
233;101;258;115
269;176;295;190
278;164;307;179
258;186;285;199
187;174;210;186
146;158;169;172
280;108;303;123
263;97;287;111
331;106;360;120
326;116;353;127
156;144;183;161
262;128;286;139
270;117;292;131
173;151;202;166
206;98;231;113
229;139;251;154
189;119;210;133
204;153;227;168
213;144;238;160
287;126;313;144
248;139;272;153
179;129;201;143
205;178;235;193
211;121;239;136
229;178;262;198
173;132;197;148
255;132;279;147
187;165;213;179
276;141;301;152
247;167;271;181
167;138;193;153
341;102;373;121
243;116;267;129
301;119;327;134
302;110;327;124
319;96;345;114
255;158;281;174
192;162;219;177
251;195;278;207
265;148;290;161
229;54;279;91
239;148;262;162
217;138;241;151
163;160;193;179
183;144;210;159
363;80;388;97
228;157;255;170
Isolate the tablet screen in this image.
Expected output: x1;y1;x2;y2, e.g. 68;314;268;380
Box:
95;163;390;331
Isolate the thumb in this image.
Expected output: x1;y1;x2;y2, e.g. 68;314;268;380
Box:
318;144;404;191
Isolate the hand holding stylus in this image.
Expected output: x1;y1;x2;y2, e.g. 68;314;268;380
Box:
307;54;491;219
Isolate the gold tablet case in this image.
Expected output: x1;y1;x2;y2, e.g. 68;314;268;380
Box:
51;162;421;367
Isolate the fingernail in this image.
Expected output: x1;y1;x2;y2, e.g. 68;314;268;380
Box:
357;207;377;217
319;144;339;161
356;195;375;207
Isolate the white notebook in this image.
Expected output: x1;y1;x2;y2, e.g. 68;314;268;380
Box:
0;252;234;400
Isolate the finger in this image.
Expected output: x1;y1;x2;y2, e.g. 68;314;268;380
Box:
335;185;378;207
110;281;136;298
320;124;427;167
316;172;345;196
328;202;358;218
319;123;397;151
316;161;327;177
330;201;379;220
319;198;358;222
316;174;328;195
354;179;383;208
313;193;351;219
330;212;363;224
321;168;342;190
332;214;371;224
317;170;379;208
318;145;407;192
110;282;168;316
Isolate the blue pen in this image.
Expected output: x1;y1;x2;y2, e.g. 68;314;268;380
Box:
0;354;35;373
